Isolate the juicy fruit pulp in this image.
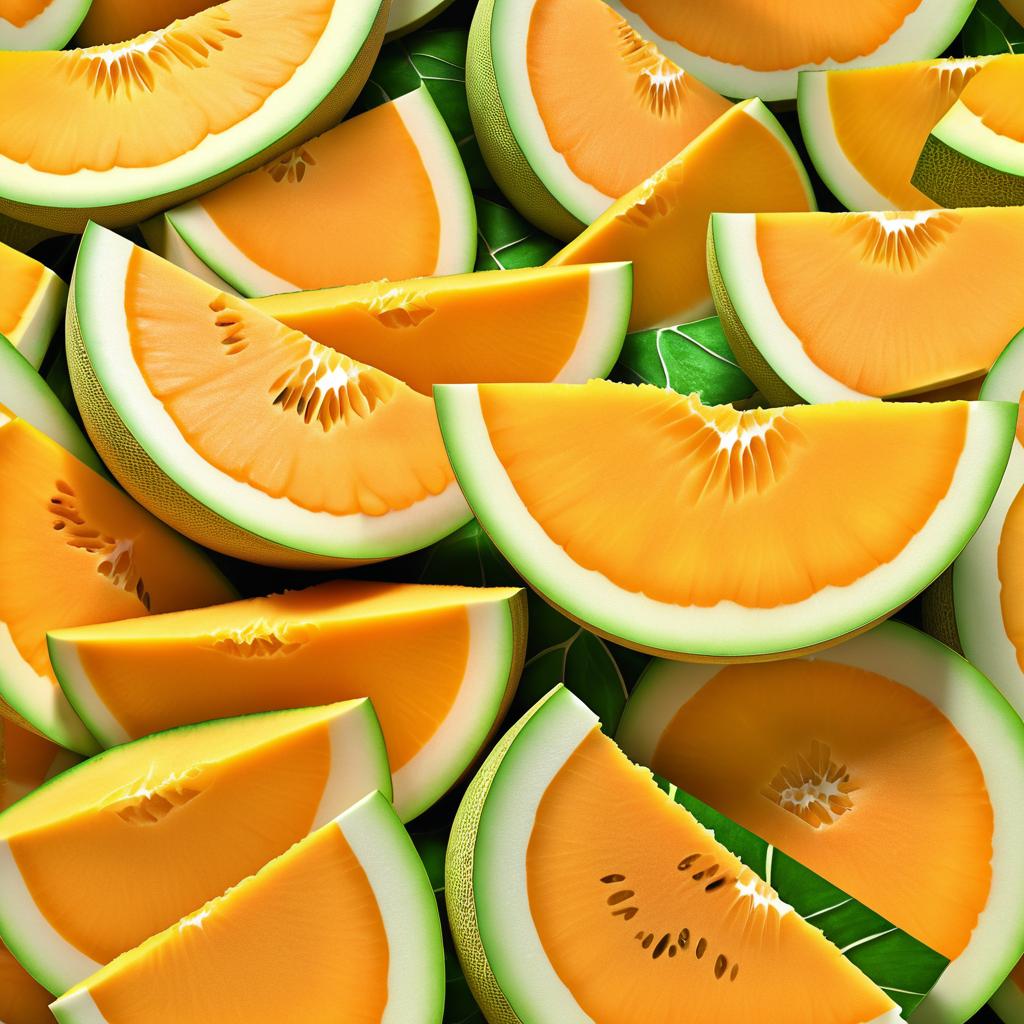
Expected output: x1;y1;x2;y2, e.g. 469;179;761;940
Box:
74;0;212;46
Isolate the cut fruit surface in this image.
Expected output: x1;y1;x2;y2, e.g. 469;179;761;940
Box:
0;241;66;369
548;99;815;332
435;380;1014;660
251;262;632;394
0;700;390;995
1;718;78;812
466;0;731;237
51;792;443;1024
0;416;234;754
0;0;389;232
605;0;975;101
708;208;1024;403
797;58;988;211
0;0;90;50
155;87;476;297
1;938;53;1024
617;620;1024;1024
68;225;470;569
49;580;527;821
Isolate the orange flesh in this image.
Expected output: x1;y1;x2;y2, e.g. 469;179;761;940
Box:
646;661;992;960
826;60;984;209
0;0;50;29
617;0;924;71
252;267;595;394
959;55;1024;143
0;242;47;340
479;381;966;608
75;0;214;47
526;0;730;199
199;100;445;291
757;209;1024;396
0;940;53;1024
1;719;69;811
125;247;454;516
549;103;812;332
527;728;894;1022
998;483;1024;673
71;824;387;1023
0;0;332;174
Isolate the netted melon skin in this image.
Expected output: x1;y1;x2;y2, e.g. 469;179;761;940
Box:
913;135;1024;207
920;567;966;655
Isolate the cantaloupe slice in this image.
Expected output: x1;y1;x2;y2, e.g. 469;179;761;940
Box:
604;0;976;102
708;208;1024;404
447;685;903;1023
50;792;443;1024
0;0;90;50
47;580;527;821
151;87;476;298
68;225;470;569
797;58;989;211
0;700;390;995
617;620;1024;1024
434;380;1015;660
466;0;731;238
993;961;1024;1024
0;0;389;232
0;416;234;754
1;938;53;1024
1;718;78;812
0;241;65;369
915;55;1024;206
547;100;815;332
251;263;632;393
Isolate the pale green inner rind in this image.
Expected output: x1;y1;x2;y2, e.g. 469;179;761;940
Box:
0;0;92;51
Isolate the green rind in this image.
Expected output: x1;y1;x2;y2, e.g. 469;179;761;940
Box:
0;0;92;51
913;133;1024;206
385;0;456;39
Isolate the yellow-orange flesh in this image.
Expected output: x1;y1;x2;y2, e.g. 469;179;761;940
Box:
0;0;333;174
75;0;213;47
526;0;730;199
478;381;965;607
124;247;454;517
826;60;984;208
617;0;926;70
526;728;894;1022
62;824;387;1023
549;103;812;331
0;0;51;29
196;100;446;290
0;242;48;340
757;209;1024;396
959;55;1024;143
0;939;53;1024
253;267;597;394
1;719;68;811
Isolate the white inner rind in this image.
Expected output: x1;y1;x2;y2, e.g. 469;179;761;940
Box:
9;269;67;370
932;102;1024;178
0;0;90;51
387;0;449;35
140;216;237;293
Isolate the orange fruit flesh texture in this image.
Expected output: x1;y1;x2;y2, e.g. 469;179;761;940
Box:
0;705;348;964
0;0;51;29
478;381;966;608
0;939;53;1024
647;661;993;961
827;60;984;209
125;246;454;517
998;398;1024;672
527;728;894;1023
549;102;813;332
0;417;232;709
1;718;66;811
0;0;334;175
65;824;387;1023
75;0;213;47
0;242;47;339
526;0;731;199
758;209;1024;396
959;55;1024;142
197;100;445;291
254;267;596;395
616;0;924;70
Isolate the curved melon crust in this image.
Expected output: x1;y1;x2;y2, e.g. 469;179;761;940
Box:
0;244;67;370
0;0;91;50
616;621;1024;1024
386;0;455;38
161;87;477;298
435;382;1016;660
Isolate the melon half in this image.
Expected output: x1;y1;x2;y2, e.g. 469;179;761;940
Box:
0;241;66;369
435;380;1015;660
0;0;389;232
0;0;90;50
616;621;1024;1024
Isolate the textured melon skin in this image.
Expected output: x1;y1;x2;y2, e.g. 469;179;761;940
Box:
914;136;1024;207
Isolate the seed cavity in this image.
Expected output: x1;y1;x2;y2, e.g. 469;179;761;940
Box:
209;621;315;658
113;768;201;825
264;146;316;183
763;739;858;829
357;285;437;329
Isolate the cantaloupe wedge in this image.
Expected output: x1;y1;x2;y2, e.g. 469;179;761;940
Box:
466;0;731;238
0;700;390;995
435;380;1015;660
386;0;454;38
798;58;989;211
0;415;234;754
547;100;815;332
68;225;471;568
708;208;1024;404
50;792;443;1024
151;87;476;298
993;961;1024;1024
251;263;632;393
0;0;389;232
604;0;975;102
1;938;53;1024
617;621;1024;1024
0;0;90;50
1;718;78;812
47;581;527;821
0;241;66;370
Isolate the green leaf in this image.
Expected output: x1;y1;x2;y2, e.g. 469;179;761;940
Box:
474;195;561;272
414;520;521;588
961;0;1024;54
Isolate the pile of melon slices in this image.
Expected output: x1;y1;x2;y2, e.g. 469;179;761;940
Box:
1;1;1024;1023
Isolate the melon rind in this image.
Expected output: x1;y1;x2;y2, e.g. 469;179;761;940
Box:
0;0;390;232
68;224;472;569
160;86;478;298
386;0;455;38
3;260;67;371
0;0;91;51
434;382;1016;660
616;620;1024;1024
138;215;236;293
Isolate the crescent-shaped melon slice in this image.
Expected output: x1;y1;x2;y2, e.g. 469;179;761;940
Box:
434;380;1014;660
0;0;90;50
0;241;65;369
0;718;78;813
